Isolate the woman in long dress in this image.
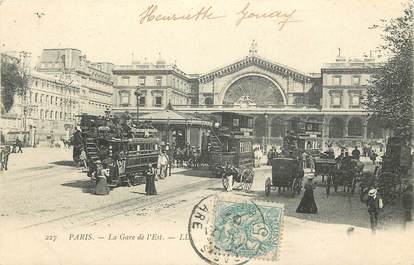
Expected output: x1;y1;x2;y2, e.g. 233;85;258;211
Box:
145;164;157;195
296;176;318;214
95;163;110;195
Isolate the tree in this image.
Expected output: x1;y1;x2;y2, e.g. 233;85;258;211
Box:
364;4;413;141
1;59;30;113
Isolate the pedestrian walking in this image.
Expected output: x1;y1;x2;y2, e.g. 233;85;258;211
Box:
79;148;88;171
95;161;110;195
302;152;307;169
16;138;23;153
224;163;236;192
401;184;413;230
157;151;168;179
308;154;315;173
296;176;318;214
366;188;383;233
370;151;378;165
352;146;360;160
145;164;157;196
73;126;83;162
1;146;10;171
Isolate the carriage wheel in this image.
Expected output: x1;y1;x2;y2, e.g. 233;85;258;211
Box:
265;178;271;197
241;168;254;191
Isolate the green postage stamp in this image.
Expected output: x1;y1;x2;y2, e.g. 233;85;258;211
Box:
188;194;284;265
212;197;284;261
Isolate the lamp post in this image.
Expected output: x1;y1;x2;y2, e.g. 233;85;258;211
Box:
134;86;143;126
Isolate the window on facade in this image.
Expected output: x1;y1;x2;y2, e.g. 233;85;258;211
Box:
352;76;360;86
139;77;146;86
332;94;341;106
60;112;62;119
34;93;38;103
332;76;341;86
205;97;213;106
233;118;240;127
155;77;162;86
46;95;49;104
139;96;146;106
50;96;53;104
351;95;360;106
294;96;304;105
155;96;162;107
121;76;129;86
120;92;130;106
40;94;43;103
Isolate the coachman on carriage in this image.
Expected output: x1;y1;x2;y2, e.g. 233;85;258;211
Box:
207;112;255;191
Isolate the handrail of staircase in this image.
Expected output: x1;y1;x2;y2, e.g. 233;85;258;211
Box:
210;130;223;146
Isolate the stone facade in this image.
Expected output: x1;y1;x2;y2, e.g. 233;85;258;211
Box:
36;48;113;116
111;58;196;117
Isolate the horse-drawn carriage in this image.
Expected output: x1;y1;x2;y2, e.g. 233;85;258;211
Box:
265;157;304;197
325;157;363;196
362;137;412;203
208;112;255;191
78;113;160;187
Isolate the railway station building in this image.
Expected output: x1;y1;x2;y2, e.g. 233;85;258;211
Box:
112;42;385;150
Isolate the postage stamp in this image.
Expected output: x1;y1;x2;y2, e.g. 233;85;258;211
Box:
189;194;284;265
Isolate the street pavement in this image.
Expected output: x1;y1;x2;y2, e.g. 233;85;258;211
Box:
0;148;413;265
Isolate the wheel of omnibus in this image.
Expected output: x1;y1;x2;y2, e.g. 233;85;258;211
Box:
265;177;271;197
241;168;254;190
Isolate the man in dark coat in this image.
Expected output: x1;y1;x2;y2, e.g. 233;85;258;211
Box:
73;126;83;162
352;146;361;160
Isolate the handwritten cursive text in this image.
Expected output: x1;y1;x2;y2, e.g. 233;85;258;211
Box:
138;4;226;24
236;2;298;31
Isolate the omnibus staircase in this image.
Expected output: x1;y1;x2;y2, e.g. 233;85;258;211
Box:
85;138;100;164
209;132;224;171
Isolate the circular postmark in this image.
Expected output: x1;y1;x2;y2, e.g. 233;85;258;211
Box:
188;194;283;265
188;195;250;265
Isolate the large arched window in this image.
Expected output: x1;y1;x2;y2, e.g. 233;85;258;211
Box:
348;117;363;136
223;75;285;105
329;117;344;138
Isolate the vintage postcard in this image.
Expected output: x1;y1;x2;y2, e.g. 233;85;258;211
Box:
0;0;413;264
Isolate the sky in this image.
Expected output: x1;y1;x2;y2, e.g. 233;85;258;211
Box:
0;0;408;74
